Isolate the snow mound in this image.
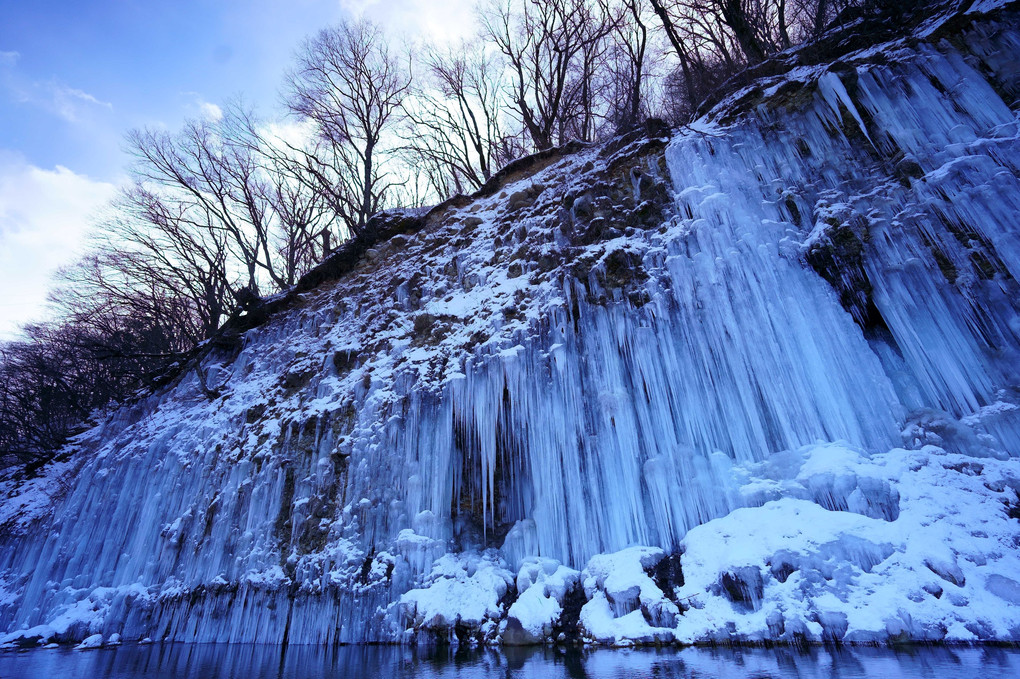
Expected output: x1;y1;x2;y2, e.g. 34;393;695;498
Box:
74;633;103;650
580;547;679;645
675;442;1020;644
398;550;513;643
504;557;580;644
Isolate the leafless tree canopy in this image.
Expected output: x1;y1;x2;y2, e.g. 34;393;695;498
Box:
650;0;886;119
401;41;522;197
481;0;618;150
288;19;411;235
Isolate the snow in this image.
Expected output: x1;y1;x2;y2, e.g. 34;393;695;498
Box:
441;440;1020;646
74;633;103;650
504;558;579;644
398;551;513;640
388;440;1015;647
674;443;1020;644
581;594;672;646
580;547;678;645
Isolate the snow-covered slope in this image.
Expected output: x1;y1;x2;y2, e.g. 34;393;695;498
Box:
2;2;1020;648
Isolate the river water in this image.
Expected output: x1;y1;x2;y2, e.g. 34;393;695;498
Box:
2;644;1020;678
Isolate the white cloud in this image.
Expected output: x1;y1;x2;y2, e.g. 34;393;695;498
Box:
0;153;118;340
181;92;225;122
262;118;316;150
340;0;478;44
60;86;112;108
199;101;224;122
49;84;113;122
0;53;113;124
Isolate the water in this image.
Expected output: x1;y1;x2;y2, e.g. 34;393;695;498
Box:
3;644;1020;678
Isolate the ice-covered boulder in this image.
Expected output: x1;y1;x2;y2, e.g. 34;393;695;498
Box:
74;633;103;650
502;558;580;645
397;551;513;644
579;547;679;645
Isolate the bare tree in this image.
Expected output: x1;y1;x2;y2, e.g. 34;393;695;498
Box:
564;0;618;142
797;0;860;37
264;156;337;285
481;0;612;150
648;0;762;118
604;0;651;129
401;40;523;198
287;19;411;236
714;0;769;62
126;119;283;295
228;106;340;285
0;326;95;462
0;308;189;466
650;0;844;77
86;190;236;340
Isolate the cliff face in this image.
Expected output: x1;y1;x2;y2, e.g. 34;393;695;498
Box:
3;3;1020;648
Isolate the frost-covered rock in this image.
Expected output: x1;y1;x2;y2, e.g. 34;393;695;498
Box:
74;634;103;650
503;558;580;645
580;547;678;645
0;624;54;648
398;551;513;644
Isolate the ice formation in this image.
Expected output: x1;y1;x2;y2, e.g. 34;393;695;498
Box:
2;2;1020;648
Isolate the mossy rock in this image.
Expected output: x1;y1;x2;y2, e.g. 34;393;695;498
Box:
602;249;649;290
805;211;886;331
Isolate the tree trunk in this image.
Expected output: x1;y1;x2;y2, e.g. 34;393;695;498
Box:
813;0;830;36
720;0;767;63
361;138;375;232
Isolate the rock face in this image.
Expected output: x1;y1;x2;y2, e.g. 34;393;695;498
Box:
2;2;1020;649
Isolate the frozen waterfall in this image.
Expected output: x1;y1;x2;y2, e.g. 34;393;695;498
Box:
2;8;1019;647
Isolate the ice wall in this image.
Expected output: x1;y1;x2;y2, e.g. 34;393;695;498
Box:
1;7;1019;646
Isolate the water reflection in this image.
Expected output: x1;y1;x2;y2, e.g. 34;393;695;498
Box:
2;643;1019;678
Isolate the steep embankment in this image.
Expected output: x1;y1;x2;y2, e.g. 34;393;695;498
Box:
2;1;1020;648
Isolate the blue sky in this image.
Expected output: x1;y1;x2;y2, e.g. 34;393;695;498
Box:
0;0;345;178
0;0;474;339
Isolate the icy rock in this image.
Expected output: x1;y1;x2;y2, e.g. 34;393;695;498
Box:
503;558;580;645
0;624;55;648
814;610;849;642
398;551;512;641
986;575;1020;605
507;186;537;211
579;547;678;644
203;364;231;393
674;442;1020;643
75;634;103;650
718;567;764;611
925;554;966;587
